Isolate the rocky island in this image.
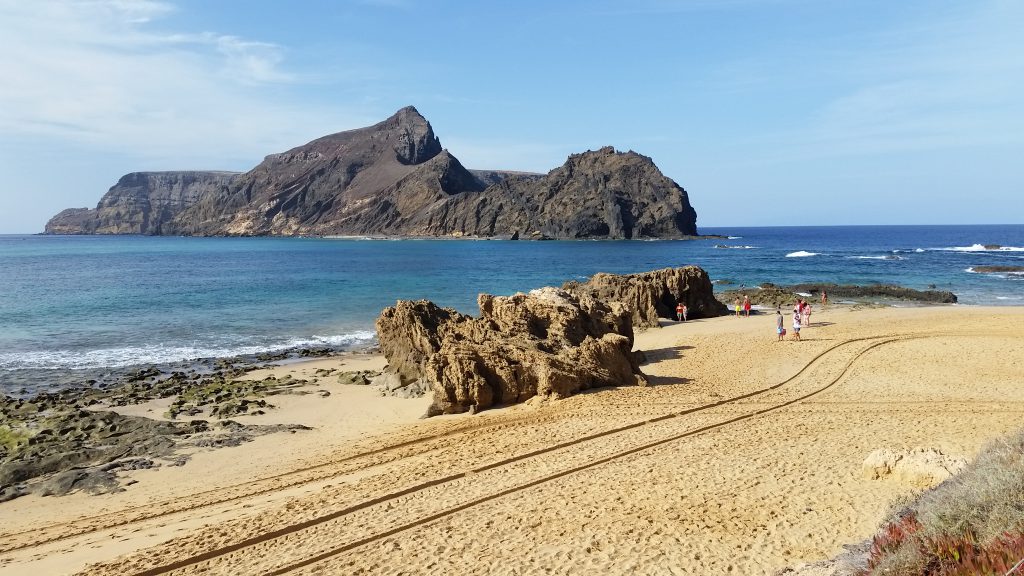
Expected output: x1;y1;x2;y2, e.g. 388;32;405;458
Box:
45;107;702;240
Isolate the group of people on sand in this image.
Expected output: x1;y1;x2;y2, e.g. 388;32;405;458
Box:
676;290;827;333
776;296;819;341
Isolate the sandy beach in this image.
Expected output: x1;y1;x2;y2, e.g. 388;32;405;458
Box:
1;304;1023;575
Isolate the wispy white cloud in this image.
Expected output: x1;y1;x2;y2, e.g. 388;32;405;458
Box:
0;0;366;164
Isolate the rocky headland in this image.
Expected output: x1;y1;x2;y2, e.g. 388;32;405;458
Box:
45;107;703;239
44;171;239;235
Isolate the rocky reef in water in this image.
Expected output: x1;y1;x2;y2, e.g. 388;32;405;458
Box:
718;282;958;309
44;107;701;239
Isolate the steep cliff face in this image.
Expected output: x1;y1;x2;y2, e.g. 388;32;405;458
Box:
46;107;701;238
44;171;239;235
168;106;446;236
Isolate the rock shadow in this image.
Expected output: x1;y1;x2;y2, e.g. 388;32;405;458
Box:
638;344;693;363
644;374;691;386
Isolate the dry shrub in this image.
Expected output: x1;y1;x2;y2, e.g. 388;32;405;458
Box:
860;430;1024;575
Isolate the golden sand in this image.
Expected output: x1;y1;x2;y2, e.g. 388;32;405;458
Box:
1;305;1022;575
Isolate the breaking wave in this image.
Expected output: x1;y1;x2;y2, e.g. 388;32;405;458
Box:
849;255;904;260
936;244;1024;252
785;251;820;258
0;331;377;371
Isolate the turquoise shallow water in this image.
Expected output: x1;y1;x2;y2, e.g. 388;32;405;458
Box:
1;225;1022;392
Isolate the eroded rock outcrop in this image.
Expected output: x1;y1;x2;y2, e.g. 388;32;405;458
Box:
376;287;646;415
563;266;727;328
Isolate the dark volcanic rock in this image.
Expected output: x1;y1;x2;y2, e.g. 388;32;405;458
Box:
787;283;957;304
45;108;702;239
168;106;448;236
718;282;958;308
563;266;728;327
376;287;646;416
44;171;239;234
469;169;544;188
440;146;698;239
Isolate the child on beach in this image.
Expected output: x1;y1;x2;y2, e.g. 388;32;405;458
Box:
734;298;742;317
821;290;828;306
803;302;812;327
743;295;751;317
682;303;688;321
676;301;685;322
792;307;802;341
776;308;785;341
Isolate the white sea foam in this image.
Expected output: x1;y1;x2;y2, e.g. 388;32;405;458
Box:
937;244;1024;252
850;255;903;260
727;236;743;240
785;251;820;258
0;331;377;370
714;244;758;249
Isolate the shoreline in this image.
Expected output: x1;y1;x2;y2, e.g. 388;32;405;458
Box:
2;305;1023;574
0;281;977;399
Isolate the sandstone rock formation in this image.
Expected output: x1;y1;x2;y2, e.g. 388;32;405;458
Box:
563;266;728;327
44;171;239;234
376;287;646;415
45;107;702;239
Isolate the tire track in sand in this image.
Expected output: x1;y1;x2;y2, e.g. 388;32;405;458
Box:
108;334;909;576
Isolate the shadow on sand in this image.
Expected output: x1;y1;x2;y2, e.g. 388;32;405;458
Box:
639;345;693;363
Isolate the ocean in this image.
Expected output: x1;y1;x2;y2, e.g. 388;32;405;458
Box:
1;225;1022;393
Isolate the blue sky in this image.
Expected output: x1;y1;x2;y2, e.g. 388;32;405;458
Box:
1;0;1021;233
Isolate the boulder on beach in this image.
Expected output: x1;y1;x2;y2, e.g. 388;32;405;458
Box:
376;287;647;415
562;266;728;327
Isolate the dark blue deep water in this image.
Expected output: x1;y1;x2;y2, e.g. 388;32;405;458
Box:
1;225;1022;392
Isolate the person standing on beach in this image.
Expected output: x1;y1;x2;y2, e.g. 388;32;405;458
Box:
734;298;742;318
682;303;688;322
776;308;785;341
804;302;812;327
676;301;685;322
743;295;751;318
821;290;828;306
792;306;802;341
